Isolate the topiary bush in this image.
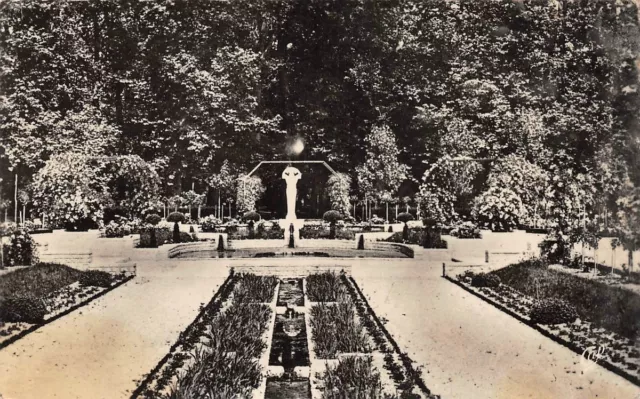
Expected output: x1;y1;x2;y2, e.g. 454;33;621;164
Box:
323;210;343;224
529;299;578;325
470;273;501;288
323;210;343;239
243;211;261;222
397;212;413;224
145;214;162;226
0;297;47;323
79;270;114;288
167;212;185;223
173;222;181;243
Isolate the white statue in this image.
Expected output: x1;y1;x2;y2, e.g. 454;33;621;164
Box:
282;166;301;220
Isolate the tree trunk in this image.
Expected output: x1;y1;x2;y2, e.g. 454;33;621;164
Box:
218;192;221;220
385;202;389;222
629;249;634;273
23;205;26;223
395;204;398;220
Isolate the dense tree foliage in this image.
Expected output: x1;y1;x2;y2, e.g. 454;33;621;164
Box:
0;0;638;249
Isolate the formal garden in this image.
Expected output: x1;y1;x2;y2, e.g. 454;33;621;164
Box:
1;0;640;398
133;271;436;399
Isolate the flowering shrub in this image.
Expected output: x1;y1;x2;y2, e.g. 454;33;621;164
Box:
103;218;142;237
472;185;525;232
200;215;222;232
236;176;265;213
3;230;38;266
31;152;109;230
450;221;482;239
370;214;385;224
326;173;352;217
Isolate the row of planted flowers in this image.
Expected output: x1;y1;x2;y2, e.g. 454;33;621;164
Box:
133;272;278;398
133;270;439;399
450;260;640;385
305;272;438;399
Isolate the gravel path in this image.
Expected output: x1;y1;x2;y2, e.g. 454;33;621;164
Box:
351;259;640;399
0;259;228;399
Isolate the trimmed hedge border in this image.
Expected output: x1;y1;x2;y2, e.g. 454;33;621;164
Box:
0;274;134;351
130;270;237;399
345;276;437;397
444;275;640;387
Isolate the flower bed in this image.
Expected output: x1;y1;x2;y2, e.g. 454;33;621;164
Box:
300;225;356;240
305;272;439;398
0;263;133;348
133;271;275;399
449;262;640;385
382;228;447;249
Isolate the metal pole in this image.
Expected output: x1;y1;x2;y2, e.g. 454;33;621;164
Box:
582;201;585;268
14;174;18;223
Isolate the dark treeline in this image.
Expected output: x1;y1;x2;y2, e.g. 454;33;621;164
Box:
0;0;639;205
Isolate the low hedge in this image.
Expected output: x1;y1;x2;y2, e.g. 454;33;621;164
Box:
383;228;447;249
139;227;172;247
79;270;114;288
529;298;578;325
470;273;501;288
0;297;47;323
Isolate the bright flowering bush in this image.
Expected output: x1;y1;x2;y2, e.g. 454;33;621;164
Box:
31;152;109;230
326;173;352;217
450;221;482;239
236;176;265;213
3;229;38;266
472;185;525;232
103;218;141;238
200;215;221;232
369;214;385;224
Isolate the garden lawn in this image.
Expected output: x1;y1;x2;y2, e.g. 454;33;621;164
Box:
491;260;640;340
0;263;84;299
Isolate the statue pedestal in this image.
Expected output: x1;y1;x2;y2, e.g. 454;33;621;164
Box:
280;218;305;248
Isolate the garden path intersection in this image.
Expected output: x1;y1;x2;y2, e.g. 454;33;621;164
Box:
0;238;638;398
